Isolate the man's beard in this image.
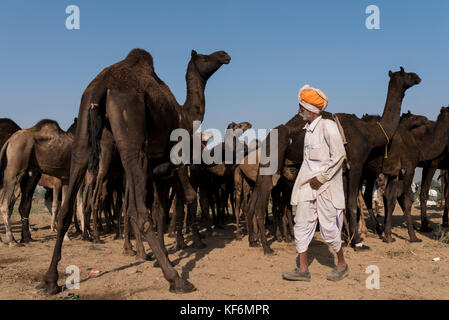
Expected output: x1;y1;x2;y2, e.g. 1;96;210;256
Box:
300;112;311;122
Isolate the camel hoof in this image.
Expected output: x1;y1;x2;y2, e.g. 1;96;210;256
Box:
420;225;433;233
382;237;396;243
263;247;275;255
35;281;61;295
235;234;242;241
409;237;422;243
136;253;152;261
93;239;104;244
169;278;197;294
175;241;187;251
123;248;137;256
249;241;260;248
192;241;206;249
376;225;384;235
20;237;33;244
8;241;21;247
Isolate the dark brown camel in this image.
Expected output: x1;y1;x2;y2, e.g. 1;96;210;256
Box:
419;146;449;229
360;110;444;242
36;48;230;295
0;119;21;148
0;119;77;245
247;68;421;254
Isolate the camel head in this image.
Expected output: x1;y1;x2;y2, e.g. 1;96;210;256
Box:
388;66;421;91
400;111;428;130
190;50;231;81
227;121;252;133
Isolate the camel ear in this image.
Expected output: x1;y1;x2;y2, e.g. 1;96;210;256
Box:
191;50;198;58
388;70;393;77
400;66;405;74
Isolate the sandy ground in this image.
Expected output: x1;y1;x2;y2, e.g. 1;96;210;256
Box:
0;200;448;300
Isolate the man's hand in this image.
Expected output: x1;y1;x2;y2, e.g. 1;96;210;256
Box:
309;177;323;190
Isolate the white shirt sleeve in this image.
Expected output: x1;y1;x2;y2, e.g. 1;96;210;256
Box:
316;120;346;184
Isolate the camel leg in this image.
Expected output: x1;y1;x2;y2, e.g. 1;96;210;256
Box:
36;157;88;294
362;177;383;235
397;172;421;242
271;187;282;242
113;187;123;239
122;182;136;256
198;184;210;223
234;170;243;240
106;92;192;292
18;170;41;243
81;176;93;241
256;195;273;255
75;187;85;233
0;175;23;246
176;165;196;203
50;186;61;233
174;184;188;251
285;204;294;242
152;181;168;255
357;192;368;238
186;192;205;249
168;195;177;237
442;171;449;227
382;176;398;243
246;192;258;247
346;169;369;250
419;164;437;232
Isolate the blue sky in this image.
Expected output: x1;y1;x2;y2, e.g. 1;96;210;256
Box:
1;0;448;134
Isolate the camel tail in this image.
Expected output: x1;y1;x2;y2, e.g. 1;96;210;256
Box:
0;140;9;189
87;86;107;177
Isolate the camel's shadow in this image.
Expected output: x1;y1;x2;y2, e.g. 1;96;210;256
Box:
169;223;236;281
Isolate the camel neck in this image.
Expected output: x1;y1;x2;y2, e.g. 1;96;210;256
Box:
376;81;404;145
183;61;206;129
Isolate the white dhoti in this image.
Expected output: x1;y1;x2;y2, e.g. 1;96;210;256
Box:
294;189;343;254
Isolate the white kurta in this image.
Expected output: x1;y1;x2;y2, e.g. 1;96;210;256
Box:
290;116;346;209
291;116;346;253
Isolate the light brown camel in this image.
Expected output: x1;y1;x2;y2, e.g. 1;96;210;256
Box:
36;48;230;295
0;119;77;245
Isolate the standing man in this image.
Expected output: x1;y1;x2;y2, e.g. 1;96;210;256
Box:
282;84;348;282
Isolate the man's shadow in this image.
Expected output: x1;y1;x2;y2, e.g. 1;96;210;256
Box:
295;238;337;269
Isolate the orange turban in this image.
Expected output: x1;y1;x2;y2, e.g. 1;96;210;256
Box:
298;84;328;114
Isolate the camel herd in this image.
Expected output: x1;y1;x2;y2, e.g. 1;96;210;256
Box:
0;48;448;294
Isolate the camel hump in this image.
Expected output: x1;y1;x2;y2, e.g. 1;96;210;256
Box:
125;48;154;68
0;118;21;130
30;119;63;133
